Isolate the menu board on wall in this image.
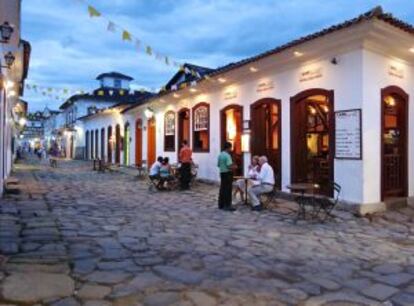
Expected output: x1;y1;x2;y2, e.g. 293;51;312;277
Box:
335;109;362;160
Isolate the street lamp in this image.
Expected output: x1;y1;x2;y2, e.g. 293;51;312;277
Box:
1;52;15;69
0;22;14;43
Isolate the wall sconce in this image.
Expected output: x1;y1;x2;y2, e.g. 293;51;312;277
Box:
1;52;16;69
241;132;250;153
18;117;27;126
0;22;14;43
144;107;154;119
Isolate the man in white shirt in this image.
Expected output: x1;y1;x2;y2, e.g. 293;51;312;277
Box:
149;156;163;179
247;156;275;211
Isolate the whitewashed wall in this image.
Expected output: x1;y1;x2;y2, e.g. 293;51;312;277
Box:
362;50;414;205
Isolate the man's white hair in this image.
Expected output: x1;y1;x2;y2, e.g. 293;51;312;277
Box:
260;156;268;163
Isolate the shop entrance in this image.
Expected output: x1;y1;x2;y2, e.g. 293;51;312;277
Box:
221;105;243;176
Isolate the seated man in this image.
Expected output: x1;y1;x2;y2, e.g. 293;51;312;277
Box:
149;156;164;188
247;156;275;211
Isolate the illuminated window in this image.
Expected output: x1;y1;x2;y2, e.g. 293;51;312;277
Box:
192;102;210;152
164;111;175;151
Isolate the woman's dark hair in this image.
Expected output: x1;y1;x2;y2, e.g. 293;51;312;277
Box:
163;157;169;163
157;156;163;162
224;142;232;150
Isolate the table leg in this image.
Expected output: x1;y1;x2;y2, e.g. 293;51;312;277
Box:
244;179;248;205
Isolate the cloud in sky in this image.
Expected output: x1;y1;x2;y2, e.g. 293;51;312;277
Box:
21;0;414;111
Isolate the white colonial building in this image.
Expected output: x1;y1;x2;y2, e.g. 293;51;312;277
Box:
76;7;414;213
0;0;31;194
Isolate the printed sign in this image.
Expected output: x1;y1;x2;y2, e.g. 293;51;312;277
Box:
388;65;404;79
256;80;274;92
335;109;362;159
299;67;322;82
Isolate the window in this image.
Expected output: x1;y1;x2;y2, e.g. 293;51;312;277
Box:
164;111;175;151
114;79;122;89
192;102;210;152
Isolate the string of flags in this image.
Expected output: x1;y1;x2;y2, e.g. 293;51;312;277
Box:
74;0;204;89
24;82;162;102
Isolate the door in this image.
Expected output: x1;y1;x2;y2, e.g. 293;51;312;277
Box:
115;124;121;164
135;119;143;166
177;108;190;158
107;126;112;163
101;128;105;160
381;86;408;199
70;135;74;159
147;118;156;167
95;130;99;159
251;98;281;188
291;89;334;196
221;105;243;175
90;130;94;159
124;123;130;166
85;131;89;159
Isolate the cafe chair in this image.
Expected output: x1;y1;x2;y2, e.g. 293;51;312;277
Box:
312;181;341;221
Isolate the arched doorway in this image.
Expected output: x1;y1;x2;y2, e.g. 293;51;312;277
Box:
251;98;281;188
95;129;99;159
124;122;130;166
85;130;89;160
107;126;113;163
290;89;334;196
100;128;105;160
381;86;408;200
147;118;156;167
90;129;94;159
221;105;243;176
115;124;121;164
177;108;190;156
70;135;74;159
135;119;143;167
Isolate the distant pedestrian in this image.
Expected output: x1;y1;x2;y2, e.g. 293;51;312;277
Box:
179;140;192;190
217;142;235;211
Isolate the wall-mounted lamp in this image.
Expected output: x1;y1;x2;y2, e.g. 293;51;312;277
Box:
1;52;15;69
18;117;27;126
144;107;154;119
0;22;14;43
331;57;338;65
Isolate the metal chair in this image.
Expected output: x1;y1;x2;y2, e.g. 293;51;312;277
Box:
312;182;341;221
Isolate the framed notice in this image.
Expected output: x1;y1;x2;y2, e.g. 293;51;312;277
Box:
335;109;362;160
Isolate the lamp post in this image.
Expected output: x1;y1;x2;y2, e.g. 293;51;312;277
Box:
0;22;14;43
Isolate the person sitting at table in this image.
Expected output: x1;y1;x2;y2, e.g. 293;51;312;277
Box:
160;157;174;189
149;156;163;187
233;155;260;203
247;156;275;211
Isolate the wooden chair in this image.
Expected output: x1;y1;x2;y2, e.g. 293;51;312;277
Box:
261;185;280;209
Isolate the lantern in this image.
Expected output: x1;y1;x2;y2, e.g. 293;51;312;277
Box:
0;22;14;43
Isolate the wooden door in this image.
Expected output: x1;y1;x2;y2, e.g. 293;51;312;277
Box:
147;118;156;166
251;98;281;188
90;130;94;159
124;123;130;166
107;126;112;163
100;128;105;160
221;105;243;175
115;124;121;164
95;130;99;159
381;86;408;199
291;89;334;196
177;108;190;158
85;131;89;159
135;119;143;166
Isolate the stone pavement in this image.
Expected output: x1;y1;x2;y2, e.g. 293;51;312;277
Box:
0;158;413;306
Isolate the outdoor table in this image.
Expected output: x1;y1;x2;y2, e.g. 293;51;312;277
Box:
233;176;250;205
286;183;320;219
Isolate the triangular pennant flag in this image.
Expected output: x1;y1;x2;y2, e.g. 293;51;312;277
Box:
97;90;104;96
109;90;114;96
107;21;116;32
146;46;153;56
171;85;178;91
119;90;124;96
122;30;132;41
63;89;68;94
88;5;101;18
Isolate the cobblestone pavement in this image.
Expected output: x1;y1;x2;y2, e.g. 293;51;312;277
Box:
0;158;414;306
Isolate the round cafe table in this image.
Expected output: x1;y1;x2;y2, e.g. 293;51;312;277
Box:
286;183;320;219
233;176;250;205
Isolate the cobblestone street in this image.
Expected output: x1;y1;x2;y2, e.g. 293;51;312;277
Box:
0;159;413;306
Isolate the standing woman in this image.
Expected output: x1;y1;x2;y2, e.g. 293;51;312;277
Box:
217;142;236;211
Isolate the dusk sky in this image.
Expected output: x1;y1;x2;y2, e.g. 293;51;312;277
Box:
22;0;414;111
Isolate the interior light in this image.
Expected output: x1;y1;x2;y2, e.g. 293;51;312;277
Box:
218;77;227;83
294;51;304;57
249;67;259;73
189;88;197;93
